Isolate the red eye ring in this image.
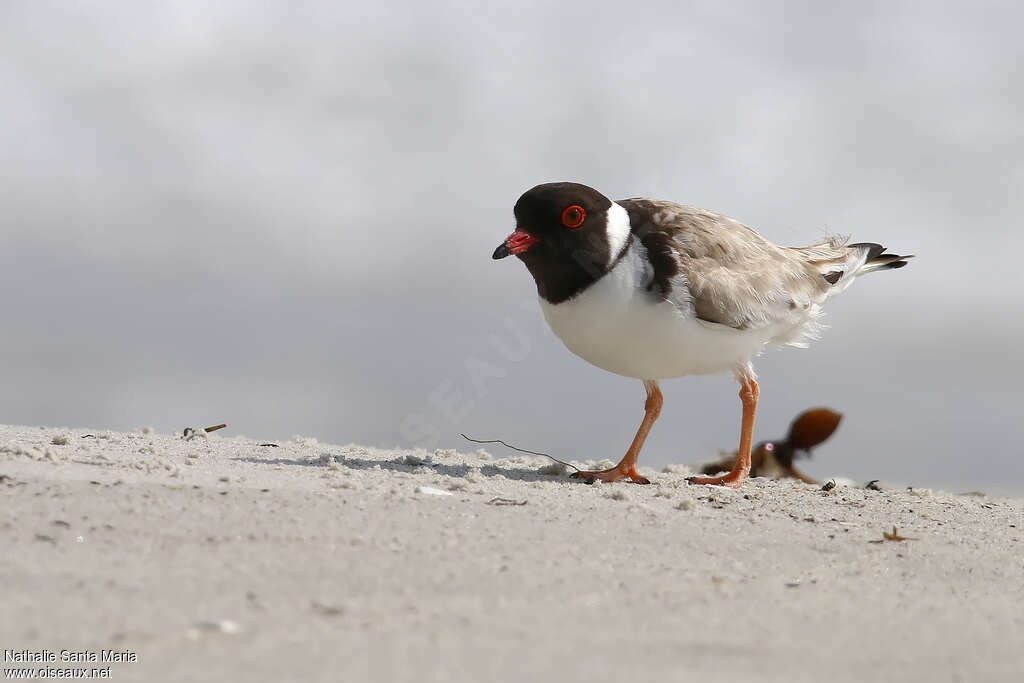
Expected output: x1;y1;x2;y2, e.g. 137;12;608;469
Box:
561;205;586;228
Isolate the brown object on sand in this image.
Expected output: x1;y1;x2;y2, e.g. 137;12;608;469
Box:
700;408;842;484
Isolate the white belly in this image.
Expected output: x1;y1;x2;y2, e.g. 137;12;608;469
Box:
538;249;787;380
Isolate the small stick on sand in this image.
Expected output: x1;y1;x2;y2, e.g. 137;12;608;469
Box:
459;433;580;472
869;526;919;543
182;424;227;440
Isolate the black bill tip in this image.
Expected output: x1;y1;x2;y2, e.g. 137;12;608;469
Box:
492;242;510;259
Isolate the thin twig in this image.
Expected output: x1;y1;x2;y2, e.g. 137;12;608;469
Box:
882;526;918;542
204;424;227;433
459;433;580;472
869;526;918;543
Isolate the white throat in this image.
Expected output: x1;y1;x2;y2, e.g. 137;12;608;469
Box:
605;201;631;267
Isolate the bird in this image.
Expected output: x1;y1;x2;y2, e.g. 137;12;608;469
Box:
492;182;911;488
698;407;844;484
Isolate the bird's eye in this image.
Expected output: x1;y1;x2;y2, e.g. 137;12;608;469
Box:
561;205;586;229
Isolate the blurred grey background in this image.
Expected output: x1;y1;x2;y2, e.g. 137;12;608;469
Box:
2;1;1022;492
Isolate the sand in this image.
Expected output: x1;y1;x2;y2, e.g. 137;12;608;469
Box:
1;423;1021;682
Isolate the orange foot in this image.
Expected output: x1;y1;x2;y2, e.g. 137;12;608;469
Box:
571;466;650;484
686;473;744;488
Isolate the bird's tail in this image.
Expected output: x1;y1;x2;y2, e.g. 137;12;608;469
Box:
849;242;914;276
810;240;913;294
795;237;912;290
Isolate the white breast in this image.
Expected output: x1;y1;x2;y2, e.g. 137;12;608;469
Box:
538;241;793;380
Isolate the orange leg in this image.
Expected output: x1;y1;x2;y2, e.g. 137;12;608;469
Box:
688;373;759;489
571;380;661;484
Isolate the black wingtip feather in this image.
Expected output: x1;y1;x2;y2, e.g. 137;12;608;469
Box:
870;255;913;271
849;242;887;260
852;242;914;272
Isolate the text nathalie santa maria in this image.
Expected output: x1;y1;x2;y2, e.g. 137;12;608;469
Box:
4;651;137;664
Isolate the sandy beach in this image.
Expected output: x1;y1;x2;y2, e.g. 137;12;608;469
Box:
1;423;1021;682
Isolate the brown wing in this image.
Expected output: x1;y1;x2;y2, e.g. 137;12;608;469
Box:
620;198;846;331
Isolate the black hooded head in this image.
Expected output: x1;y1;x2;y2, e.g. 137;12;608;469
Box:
493;182;630;303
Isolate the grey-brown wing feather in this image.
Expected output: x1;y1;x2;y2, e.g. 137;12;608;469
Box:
620;199;852;331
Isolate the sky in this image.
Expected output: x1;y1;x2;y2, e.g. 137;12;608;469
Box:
2;1;1023;493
